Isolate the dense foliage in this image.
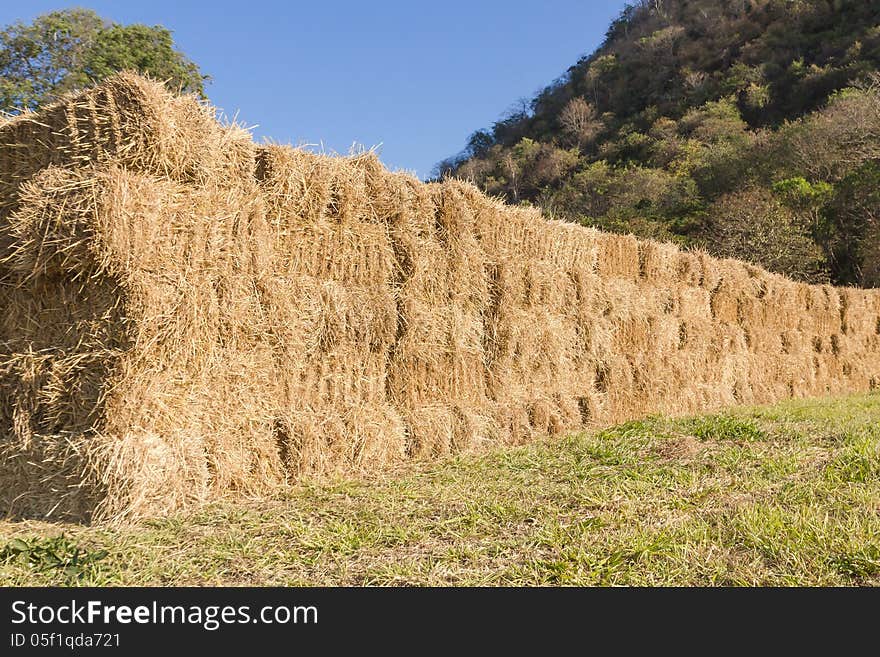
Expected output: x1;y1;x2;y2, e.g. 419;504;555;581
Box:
438;0;880;286
0;9;206;112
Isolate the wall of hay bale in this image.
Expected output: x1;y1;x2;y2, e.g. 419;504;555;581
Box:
2;74;879;522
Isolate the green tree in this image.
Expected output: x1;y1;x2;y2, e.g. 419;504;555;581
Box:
83;23;205;96
772;177;834;234
826;163;880;286
705;187;829;283
0;9;206;111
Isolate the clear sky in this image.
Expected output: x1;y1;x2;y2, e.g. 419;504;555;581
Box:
0;1;629;179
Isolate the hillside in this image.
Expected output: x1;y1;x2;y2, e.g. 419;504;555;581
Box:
2;392;878;585
438;0;880;287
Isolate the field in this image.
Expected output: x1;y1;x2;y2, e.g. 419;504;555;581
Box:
1;391;878;586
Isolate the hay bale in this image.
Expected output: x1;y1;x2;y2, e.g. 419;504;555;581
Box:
280;403;407;476
676;250;705;287
403;403;496;458
0;72;253;209
638;240;681;286
596;233;641;280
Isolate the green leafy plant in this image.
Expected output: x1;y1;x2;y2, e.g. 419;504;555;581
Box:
685;415;767;442
1;535;108;583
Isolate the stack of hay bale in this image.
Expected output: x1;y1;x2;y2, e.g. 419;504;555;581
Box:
1;74;878;522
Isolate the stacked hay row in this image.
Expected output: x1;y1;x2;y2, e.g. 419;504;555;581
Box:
1;73;879;522
0;164;286;520
0;73;280;520
254;146;407;474
385;180;496;457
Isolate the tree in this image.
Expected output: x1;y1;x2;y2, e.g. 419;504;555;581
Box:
705;188;829;283
0;9;103;110
559;97;603;148
465;130;494;158
774;84;880;183
826;162;880;287
772;177;834;233
82;23;205;96
0;9;206;111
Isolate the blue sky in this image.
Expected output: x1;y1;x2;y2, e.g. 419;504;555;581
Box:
1;1;629;178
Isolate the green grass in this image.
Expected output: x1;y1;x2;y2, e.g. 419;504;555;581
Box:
2;392;879;586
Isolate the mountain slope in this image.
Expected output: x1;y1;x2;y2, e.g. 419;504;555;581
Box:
439;0;880;286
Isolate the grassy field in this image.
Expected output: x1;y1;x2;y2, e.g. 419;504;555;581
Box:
1;392;879;586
